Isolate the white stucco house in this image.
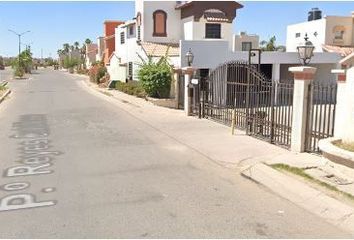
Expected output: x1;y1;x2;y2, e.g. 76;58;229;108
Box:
286;9;354;56
107;0;243;81
107;1;342;85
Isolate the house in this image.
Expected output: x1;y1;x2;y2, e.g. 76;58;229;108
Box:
233;32;259;52
103;20;125;65
96;36;105;62
85;43;98;67
286;8;354;56
107;0;243;81
107;1;341;86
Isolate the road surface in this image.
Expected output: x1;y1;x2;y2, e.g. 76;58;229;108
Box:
0;69;351;238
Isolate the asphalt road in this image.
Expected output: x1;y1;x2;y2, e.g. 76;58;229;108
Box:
0;67;13;83
0;69;351;238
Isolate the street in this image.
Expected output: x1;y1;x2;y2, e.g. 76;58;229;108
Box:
0;67;13;83
0;69;351;238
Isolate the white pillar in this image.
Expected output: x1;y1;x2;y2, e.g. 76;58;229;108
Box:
182;67;195;116
332;69;346;138
289;66;317;152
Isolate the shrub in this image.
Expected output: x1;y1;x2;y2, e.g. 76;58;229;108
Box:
13;65;25;78
137;54;172;98
89;64;107;84
115;81;146;98
63;56;80;69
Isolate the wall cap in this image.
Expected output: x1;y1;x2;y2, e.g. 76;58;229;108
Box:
289;66;317;74
331;69;346;75
182;67;196;74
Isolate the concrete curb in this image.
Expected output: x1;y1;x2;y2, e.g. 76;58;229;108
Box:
241;163;354;235
0;89;11;105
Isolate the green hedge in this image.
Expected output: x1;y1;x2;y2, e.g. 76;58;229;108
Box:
115;81;146;98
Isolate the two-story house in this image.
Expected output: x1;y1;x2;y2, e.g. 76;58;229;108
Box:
107;0;243;81
286;8;354;57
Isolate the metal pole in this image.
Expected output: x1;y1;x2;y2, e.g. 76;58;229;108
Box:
18;35;21;65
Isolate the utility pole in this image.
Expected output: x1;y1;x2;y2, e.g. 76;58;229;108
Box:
8;29;30;65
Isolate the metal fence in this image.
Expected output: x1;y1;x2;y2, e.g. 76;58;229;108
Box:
201;61;294;148
305;82;337;153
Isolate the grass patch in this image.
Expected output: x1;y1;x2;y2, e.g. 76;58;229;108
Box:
0;85;7;91
115;81;146;98
270;163;354;202
333;141;354;152
101;91;113;97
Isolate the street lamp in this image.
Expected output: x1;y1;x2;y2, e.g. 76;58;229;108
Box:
8;29;31;64
297;34;315;66
185;48;194;67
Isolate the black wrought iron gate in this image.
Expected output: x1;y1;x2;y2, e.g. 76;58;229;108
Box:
305;82;337;153
200;61;294;148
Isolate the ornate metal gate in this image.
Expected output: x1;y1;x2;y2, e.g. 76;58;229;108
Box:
305;82;337;153
201;61;294;148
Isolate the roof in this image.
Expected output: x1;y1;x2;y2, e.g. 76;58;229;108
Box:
322;44;354;57
340;52;354;65
141;42;180;57
204;9;229;22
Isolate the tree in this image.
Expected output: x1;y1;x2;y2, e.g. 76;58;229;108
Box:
74;41;80;50
85;38;92;45
63;43;70;54
260;36;286;52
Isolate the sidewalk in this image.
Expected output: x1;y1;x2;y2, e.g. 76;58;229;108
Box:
76;74;354;234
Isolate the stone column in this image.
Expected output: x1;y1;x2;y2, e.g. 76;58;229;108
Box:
332;69;347;138
289;66;317;152
182;67;195;116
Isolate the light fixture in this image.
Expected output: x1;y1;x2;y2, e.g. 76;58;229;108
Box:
297;33;315;66
185;48;194;67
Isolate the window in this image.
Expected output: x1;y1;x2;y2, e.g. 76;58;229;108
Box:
129;25;135;36
295;33;301;38
120;32;125;44
242;42;252;51
205;24;221;39
153;10;167;37
335;30;344;40
128;62;133;77
137;26;141;41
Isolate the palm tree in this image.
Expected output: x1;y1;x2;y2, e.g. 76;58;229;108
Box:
70;45;75;52
85;38;92;45
260;36;285;52
63;43;70;53
74;41;80;50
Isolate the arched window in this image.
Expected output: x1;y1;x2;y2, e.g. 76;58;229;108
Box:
153;10;167;37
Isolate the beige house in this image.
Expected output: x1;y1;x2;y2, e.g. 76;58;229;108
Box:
286;9;354;57
232;32;259;51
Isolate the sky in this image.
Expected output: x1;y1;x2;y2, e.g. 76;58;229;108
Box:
0;1;353;58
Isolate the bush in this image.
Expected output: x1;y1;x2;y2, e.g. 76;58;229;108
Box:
115;81;146;98
13;65;25;78
137;55;172;98
63;56;80;69
88;64;107;84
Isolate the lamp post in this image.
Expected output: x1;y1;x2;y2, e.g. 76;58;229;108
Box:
8;29;30;65
296;34;315;66
185;48;194;67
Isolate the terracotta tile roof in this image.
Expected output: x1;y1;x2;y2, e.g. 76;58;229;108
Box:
141;42;180;57
322;44;354;57
204;9;229;22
